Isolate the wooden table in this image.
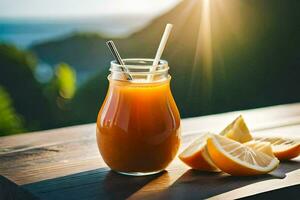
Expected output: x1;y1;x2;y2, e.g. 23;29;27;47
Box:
1;103;300;199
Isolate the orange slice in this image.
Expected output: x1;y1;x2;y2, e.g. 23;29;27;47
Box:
220;115;252;143
179;133;220;172
253;137;300;160
207;134;279;176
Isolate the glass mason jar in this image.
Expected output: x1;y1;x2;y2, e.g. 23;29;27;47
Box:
96;58;181;176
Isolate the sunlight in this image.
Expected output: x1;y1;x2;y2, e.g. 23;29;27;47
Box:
191;0;213;104
128;163;189;198
189;0;248;106
196;0;212;78
199;0;213;74
213;0;245;44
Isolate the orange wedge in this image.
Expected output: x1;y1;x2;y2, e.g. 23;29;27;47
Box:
179;133;220;172
220;115;252;143
244;141;274;157
207;134;279;176
253;137;300;160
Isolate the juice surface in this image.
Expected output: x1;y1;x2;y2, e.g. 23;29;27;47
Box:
96;79;181;173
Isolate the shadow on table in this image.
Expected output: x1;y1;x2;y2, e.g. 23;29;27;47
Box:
22;168;165;200
19;160;300;200
140;160;300;200
0;176;38;200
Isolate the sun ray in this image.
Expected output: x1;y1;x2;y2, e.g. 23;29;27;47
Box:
168;0;200;58
190;0;213;108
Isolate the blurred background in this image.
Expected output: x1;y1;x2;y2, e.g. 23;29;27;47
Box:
0;0;299;136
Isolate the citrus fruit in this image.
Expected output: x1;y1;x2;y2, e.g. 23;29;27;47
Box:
207;134;279;176
179;133;220;172
220;115;252;143
253;137;300;160
244;140;274;157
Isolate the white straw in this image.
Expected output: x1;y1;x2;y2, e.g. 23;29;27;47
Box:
148;23;173;81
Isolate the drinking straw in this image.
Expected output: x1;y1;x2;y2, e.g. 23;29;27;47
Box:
106;40;133;80
148;23;173;81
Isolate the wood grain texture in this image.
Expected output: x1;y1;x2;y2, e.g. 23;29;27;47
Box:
0;103;300;199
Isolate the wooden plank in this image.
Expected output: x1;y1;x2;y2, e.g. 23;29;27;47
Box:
0;136;103;185
0;103;300;199
0;124;95;154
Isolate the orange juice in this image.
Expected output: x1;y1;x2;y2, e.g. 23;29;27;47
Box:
96;59;181;175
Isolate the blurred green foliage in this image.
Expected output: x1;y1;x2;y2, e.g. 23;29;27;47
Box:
44;63;77;127
55;63;76;99
0;44;78;136
0;44;55;132
0;86;24;135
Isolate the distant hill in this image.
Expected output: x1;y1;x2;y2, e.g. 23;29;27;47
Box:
31;0;300;122
31;33;109;72
30;0;201;72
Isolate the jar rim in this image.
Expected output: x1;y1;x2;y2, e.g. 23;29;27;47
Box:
109;58;170;83
110;58;169;75
111;58;168;68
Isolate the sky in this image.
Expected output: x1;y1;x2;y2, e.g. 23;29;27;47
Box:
0;0;181;19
